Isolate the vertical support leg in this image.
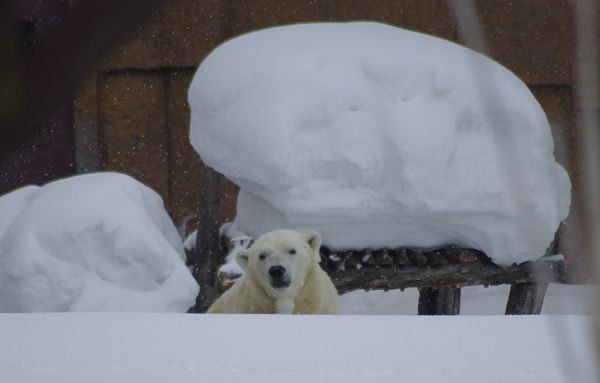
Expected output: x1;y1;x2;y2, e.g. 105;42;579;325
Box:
418;287;438;315
418;287;461;315
438;286;461;315
505;282;549;315
188;165;224;313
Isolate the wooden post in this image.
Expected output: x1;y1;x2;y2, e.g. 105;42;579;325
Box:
505;282;549;315
418;287;461;315
505;223;563;315
188;165;225;313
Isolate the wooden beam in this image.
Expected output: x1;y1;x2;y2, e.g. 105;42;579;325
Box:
329;259;566;294
188;165;224;313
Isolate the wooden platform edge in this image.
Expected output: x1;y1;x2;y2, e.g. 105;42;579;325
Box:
328;258;567;295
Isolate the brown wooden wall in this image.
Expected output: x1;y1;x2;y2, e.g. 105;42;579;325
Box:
73;0;588;277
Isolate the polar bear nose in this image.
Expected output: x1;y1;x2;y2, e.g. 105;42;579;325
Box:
268;265;286;280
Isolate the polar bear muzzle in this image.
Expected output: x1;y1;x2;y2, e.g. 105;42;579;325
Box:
268;265;291;289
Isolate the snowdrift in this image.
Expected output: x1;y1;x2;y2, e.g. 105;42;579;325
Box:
0;313;597;383
0;173;199;313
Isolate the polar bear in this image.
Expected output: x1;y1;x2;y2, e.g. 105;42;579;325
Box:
207;230;341;314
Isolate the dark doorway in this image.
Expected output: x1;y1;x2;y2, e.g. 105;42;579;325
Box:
1;0;75;195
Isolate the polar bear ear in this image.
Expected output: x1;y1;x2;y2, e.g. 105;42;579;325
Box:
236;250;250;271
303;231;322;262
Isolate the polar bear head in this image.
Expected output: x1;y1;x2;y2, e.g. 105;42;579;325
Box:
236;230;322;298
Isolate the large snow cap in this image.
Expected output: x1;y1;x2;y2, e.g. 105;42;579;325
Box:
0;172;199;312
189;22;571;266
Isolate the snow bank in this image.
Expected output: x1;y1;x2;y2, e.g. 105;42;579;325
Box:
0;173;199;313
189;22;571;265
0;313;597;383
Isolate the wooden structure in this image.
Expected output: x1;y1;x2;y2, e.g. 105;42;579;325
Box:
321;224;565;315
189;165;567;315
187;167;225;313
60;0;585;282
3;0;586;309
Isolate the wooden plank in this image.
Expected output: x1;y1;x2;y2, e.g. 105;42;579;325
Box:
505;282;549;315
188;165;224;313
418;287;461;315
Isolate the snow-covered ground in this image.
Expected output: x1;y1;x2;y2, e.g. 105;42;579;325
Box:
0;287;598;383
341;283;599;316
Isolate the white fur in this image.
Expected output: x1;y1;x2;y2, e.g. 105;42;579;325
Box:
207;230;341;314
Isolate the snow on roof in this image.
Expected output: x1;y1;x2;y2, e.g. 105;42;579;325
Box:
189;22;571;266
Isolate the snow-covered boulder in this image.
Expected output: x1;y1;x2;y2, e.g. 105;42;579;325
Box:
0;172;199;312
188;22;571;266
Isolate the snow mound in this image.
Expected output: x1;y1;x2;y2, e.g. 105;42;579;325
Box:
189;22;571;265
0;173;199;312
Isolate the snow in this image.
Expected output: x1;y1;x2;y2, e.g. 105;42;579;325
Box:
0;20;588;383
0;172;199;313
219;235;254;274
340;283;599;316
0;171;596;382
0;292;598;383
188;22;571;266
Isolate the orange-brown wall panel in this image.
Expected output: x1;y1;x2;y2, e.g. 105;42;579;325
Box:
97;71;171;204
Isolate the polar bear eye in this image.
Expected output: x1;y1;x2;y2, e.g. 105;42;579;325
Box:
288;249;296;255
259;253;266;260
